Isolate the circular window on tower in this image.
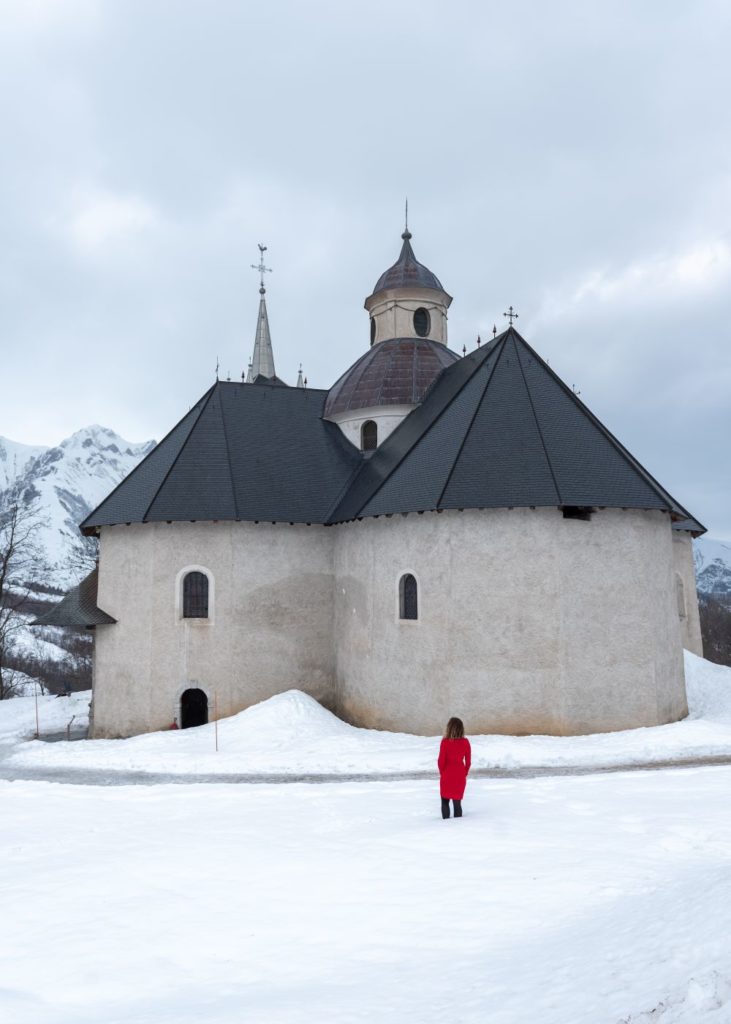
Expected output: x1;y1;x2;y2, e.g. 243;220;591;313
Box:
370;317;376;346
413;307;430;337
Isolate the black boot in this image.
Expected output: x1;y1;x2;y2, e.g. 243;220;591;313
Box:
441;798;450;819
453;800;462;817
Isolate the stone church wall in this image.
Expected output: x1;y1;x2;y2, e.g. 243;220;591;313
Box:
671;531;704;657
332;507;689;735
92;521;335;737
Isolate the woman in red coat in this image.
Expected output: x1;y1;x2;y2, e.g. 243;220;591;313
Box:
438;717;471;818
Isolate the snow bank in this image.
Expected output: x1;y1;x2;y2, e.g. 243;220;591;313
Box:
4;653;731;776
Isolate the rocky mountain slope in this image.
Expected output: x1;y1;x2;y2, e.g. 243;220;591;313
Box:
0;426;154;590
694;537;731;608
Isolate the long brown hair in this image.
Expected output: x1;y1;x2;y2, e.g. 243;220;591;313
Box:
445;717;464;739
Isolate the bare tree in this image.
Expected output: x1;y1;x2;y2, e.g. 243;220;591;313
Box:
0;487;47;699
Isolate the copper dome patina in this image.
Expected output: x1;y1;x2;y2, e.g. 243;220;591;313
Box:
324;337;459;418
371;231;445;295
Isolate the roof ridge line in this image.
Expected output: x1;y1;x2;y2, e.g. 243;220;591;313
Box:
140;385;216;524
513;335;562;505
435;336;508;509
517;336;695;518
217;387;240;521
331;336;502;522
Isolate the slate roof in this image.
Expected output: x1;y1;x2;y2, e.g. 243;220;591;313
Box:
31;568;116;627
80;328;705;535
324;338;459;417
328;328;705;530
80;383;361;532
371;233;446;295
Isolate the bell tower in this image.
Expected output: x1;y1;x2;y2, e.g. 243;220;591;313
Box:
324;223;458;451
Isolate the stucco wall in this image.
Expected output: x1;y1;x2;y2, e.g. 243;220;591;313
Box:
92;521;334;737
91;507;694;739
328;405;414;450
672;531;704;656
365;286;450;345
332;508;689;735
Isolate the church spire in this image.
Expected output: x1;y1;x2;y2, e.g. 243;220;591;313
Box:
247;244;277;381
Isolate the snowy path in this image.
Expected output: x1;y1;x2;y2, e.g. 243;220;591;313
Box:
3;770;731;1024
5;754;731;787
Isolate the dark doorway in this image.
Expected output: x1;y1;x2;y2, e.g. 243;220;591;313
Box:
180;688;208;729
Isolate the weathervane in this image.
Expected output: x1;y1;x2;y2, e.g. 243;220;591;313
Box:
251;243;272;293
503;305;519;326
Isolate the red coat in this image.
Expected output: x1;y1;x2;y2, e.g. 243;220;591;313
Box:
438;737;472;799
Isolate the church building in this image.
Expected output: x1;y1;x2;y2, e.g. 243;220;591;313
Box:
37;227;705;737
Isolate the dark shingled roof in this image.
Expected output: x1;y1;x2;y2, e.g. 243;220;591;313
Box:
371;233;445;294
324;338;459;417
80;328;704;535
328;328;705;530
31;568;116;627
81;382;361;532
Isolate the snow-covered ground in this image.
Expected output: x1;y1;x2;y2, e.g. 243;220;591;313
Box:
3;652;731;777
4;656;731;1022
2;768;731;1023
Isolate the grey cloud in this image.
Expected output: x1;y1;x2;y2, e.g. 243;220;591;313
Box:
1;0;729;535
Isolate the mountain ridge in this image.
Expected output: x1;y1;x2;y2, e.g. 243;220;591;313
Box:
0;426;155;589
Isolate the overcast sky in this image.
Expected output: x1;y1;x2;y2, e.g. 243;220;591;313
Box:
1;0;730;537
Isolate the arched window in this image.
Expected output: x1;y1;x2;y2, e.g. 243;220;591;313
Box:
399;573;418;620
183;571;209;618
675;572;687;619
370;317;376;346
361;420;378;451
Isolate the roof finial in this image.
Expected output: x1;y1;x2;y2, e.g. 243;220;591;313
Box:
503;305;519;327
297;364;304;388
215;356;219;381
402;197;412;240
251;243;272;295
476;335;481;348
492;324;497;338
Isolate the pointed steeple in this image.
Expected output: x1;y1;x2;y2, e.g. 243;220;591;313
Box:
246;243;278;382
250;291;277;380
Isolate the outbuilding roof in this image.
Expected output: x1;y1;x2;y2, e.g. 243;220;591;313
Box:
31;568;116;628
80;328;704;534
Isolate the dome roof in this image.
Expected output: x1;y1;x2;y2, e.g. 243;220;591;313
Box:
325;337;459;418
371;232;445;295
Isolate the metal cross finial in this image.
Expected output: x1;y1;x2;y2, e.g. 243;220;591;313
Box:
503;306;519;326
251;243;272;293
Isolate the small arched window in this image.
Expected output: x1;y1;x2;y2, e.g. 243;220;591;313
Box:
399;573;418;620
370;317;376;346
675;572;687;620
413;307;430;337
361;420;378;451
183;571;209;618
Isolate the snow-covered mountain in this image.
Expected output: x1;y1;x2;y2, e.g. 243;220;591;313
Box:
694;537;731;607
0;426;155;589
